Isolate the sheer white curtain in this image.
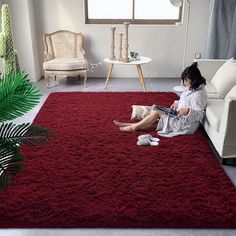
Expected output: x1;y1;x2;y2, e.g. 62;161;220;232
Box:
206;0;236;59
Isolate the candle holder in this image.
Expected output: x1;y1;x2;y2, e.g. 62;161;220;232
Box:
118;32;123;61
109;27;116;60
122;22;130;63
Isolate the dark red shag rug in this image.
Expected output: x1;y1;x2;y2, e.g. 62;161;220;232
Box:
1;92;236;228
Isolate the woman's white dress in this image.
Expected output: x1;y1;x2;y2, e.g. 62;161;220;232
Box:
156;85;207;137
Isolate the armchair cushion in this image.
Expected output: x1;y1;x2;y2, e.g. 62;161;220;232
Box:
43;58;88;71
210;58;236;98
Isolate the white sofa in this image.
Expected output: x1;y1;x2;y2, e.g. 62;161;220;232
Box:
195;59;236;164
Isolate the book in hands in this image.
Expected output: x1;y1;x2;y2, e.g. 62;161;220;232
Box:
153;105;178;116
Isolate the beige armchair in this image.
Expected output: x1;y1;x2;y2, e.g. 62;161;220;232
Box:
43;30;88;88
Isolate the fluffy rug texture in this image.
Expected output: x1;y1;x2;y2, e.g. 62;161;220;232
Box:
1;92;236;228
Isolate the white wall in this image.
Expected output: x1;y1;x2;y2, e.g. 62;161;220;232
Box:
2;0;40;82
3;0;210;81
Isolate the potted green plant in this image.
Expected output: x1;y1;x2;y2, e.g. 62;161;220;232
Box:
0;72;53;191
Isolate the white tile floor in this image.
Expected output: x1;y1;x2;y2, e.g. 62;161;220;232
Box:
2;77;236;236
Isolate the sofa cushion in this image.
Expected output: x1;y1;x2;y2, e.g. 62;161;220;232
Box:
211;58;236;98
43;58;88;71
225;85;236;99
207;93;224;99
205;82;224;99
205;99;225;132
205;82;218;94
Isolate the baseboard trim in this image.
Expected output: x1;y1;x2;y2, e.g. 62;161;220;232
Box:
221;158;236;165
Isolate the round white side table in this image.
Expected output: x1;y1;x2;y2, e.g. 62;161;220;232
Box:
104;56;152;92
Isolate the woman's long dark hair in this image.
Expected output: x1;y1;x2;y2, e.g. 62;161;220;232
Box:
181;62;206;90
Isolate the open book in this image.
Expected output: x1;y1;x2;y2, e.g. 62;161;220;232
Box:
153;104;178;116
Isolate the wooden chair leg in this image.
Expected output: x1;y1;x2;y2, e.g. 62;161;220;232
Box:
45;74;49;88
84;73;88;87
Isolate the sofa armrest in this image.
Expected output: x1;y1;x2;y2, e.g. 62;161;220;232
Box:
194;59;227;82
219;96;236;157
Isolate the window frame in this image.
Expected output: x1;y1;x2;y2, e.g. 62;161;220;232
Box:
84;0;183;25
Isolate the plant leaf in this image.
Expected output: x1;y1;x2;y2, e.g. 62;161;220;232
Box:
0;143;24;191
0;72;41;122
20;124;55;146
0;122;55;146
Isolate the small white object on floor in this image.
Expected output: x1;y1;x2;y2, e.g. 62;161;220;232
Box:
137;137;159;146
138;134;160;142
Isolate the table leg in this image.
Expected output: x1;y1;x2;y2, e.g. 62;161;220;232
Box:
137;65;147;92
137;70;142;85
105;64;114;88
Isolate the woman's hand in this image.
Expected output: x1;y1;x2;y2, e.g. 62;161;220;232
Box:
178;108;190;116
170;101;178;110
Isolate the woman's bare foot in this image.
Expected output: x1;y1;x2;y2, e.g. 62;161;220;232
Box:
119;125;136;132
113;120;133;127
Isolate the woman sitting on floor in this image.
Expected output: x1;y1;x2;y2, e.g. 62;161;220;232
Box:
114;62;207;137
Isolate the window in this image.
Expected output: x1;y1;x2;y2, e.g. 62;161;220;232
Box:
85;0;182;24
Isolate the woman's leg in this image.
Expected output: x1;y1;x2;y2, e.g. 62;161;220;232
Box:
113;120;134;127
114;120;156;129
119;110;163;132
